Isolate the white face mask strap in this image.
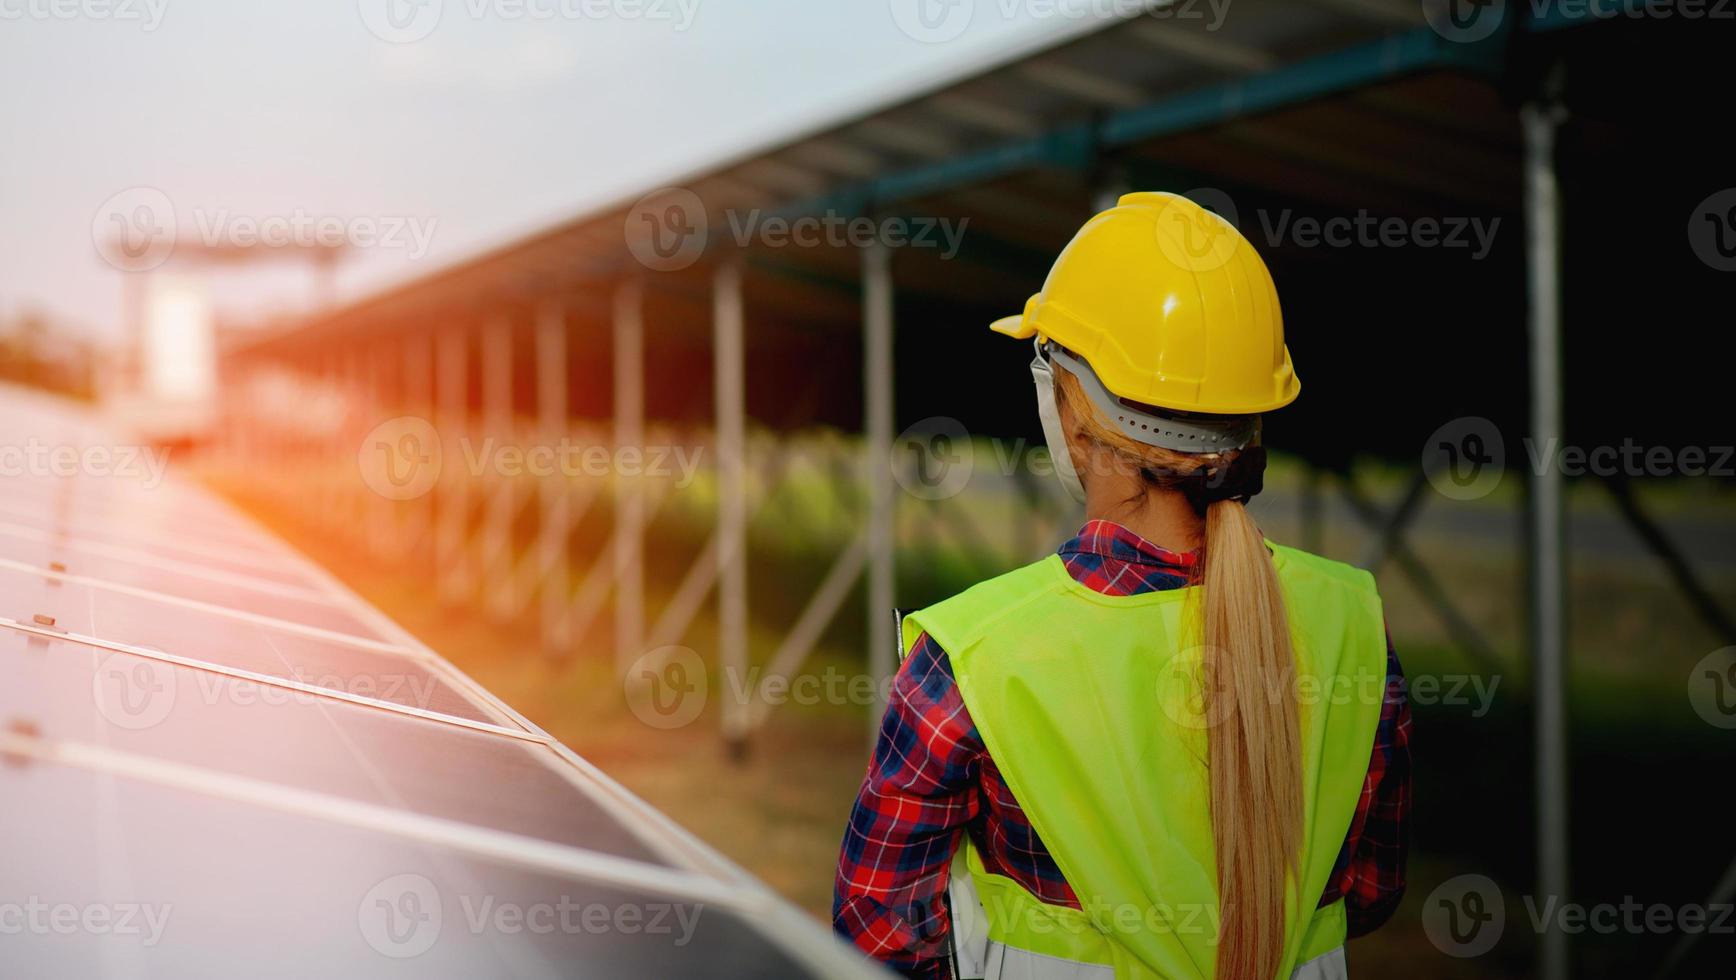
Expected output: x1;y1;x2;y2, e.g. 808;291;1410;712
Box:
1030;342;1087;504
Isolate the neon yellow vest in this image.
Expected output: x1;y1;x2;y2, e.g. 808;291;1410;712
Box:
903;544;1386;979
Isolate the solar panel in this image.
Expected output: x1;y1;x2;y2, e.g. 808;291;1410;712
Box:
0;389;883;979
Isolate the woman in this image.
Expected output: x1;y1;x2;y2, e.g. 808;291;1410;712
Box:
834;193;1411;980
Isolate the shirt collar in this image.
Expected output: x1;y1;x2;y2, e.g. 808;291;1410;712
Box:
1058;519;1200;573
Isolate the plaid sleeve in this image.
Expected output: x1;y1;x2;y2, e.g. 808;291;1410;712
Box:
1326;628;1414;937
833;632;980;980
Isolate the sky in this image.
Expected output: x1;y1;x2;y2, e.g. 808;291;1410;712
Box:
0;0;1130;344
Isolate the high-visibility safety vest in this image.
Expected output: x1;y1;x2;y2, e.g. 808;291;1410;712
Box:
901;544;1387;980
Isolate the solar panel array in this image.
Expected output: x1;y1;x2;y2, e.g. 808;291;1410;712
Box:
0;387;882;979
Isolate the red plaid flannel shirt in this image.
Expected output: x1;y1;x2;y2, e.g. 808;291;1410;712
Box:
833;521;1412;978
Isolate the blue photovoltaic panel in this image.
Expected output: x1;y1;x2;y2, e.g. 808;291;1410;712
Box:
0;389;880;979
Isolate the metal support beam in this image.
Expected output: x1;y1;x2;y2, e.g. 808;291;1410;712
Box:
863;241;896;745
482;317;516;616
746;530;870;731
536;303;571;653
713;258;750;754
403;331;434;559
1358;468;1430;572
1602;477;1735;644
436;328;470;601
1338;476;1503;674
365;344;390;558
615;279;646;672
342;348;365;534
1523;96;1569;980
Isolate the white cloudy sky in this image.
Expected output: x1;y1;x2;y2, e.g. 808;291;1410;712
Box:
0;0;1124;342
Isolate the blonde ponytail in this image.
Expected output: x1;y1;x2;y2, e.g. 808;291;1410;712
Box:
1200;497;1302;980
1055;368;1301;980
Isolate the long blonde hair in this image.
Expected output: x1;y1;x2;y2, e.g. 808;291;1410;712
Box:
1055;367;1301;980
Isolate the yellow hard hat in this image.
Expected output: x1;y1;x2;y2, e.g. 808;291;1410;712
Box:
991;191;1299;416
